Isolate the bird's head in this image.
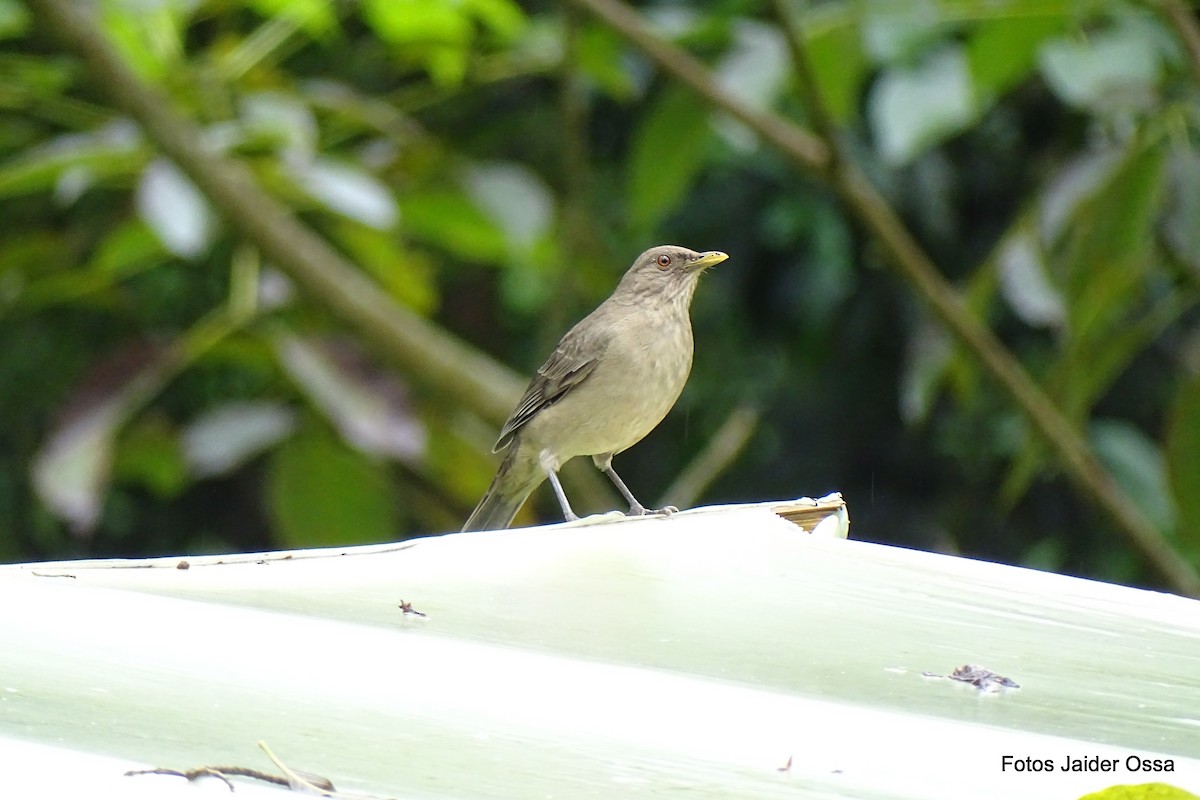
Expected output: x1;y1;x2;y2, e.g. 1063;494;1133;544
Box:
615;245;729;305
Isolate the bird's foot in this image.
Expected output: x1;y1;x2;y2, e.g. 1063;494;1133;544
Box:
625;504;678;518
566;510;627;526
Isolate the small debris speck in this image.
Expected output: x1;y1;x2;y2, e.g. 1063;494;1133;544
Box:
923;664;1019;692
398;600;428;618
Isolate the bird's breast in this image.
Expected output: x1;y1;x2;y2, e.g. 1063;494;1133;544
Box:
525;309;695;462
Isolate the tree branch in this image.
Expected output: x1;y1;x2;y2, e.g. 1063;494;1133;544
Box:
24;0;625;526
568;0;1200;596
560;0;830;174
1158;0;1200;85
770;0;838;159
24;0;525;425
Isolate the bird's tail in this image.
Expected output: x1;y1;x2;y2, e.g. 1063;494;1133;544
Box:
461;446;540;532
461;482;528;531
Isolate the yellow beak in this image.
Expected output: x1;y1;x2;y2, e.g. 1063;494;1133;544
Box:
689;251;729;270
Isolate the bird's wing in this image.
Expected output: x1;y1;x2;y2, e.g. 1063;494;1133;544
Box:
494;325;608;452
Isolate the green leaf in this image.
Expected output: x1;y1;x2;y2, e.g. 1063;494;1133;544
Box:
0;129;145;200
245;0;336;38
804;10;868;124
1061;140;1166;353
627;87;712;229
99;0;186;81
398;188;508;263
31;346;175;533
0;230;69;282
328;219;438;314
967;13;1064;102
113;415;189;499
15;222;165;312
898;316;952;425
1162;145;1200;271
1003;141;1171;504
181;401;297;479
239;92;318;160
1090;419;1174;534
361;0;471;85
31;398;122;535
0;54;74;115
498;236;558;314
1039;24;1162;111
1056;293;1186;428
868;45;975;165
266;424;401;547
295;158;399;230
713;21;788;115
862;0;946;64
136;159;216;259
462;161;553;256
0;0;30;40
1166;379;1200;554
995;226;1065;329
463;0;525;41
274;334;426;461
89;220;166;278
576;23;637;100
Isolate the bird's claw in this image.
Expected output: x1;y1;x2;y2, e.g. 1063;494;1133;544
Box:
625;504;678;518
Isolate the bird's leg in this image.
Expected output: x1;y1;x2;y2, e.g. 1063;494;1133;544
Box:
603;464;646;515
594;456;677;517
545;468;579;522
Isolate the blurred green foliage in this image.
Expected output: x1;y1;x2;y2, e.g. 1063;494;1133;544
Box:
1;0;1199;589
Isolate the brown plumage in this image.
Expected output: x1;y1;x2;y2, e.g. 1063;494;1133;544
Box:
462;245;727;531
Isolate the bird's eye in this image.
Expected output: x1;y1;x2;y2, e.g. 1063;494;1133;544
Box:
656;254;672;268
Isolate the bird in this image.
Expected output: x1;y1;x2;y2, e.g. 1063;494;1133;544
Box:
462;245;728;531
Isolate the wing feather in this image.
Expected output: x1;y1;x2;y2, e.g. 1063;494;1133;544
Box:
494;326;608;451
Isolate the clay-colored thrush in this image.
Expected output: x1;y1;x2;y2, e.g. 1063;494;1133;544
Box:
462;245;727;531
